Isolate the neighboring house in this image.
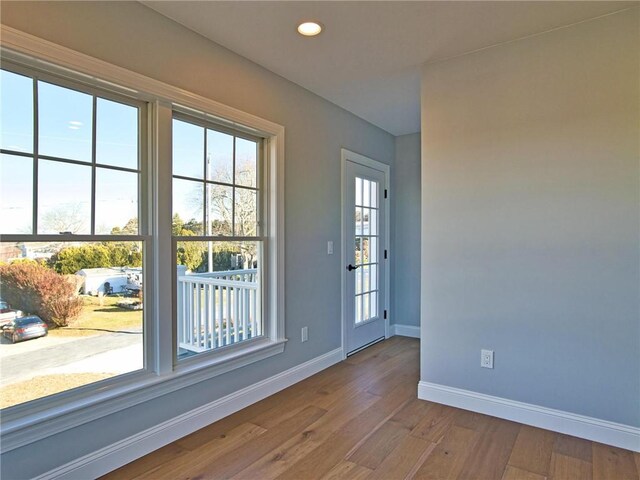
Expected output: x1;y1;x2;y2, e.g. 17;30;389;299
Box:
76;267;143;295
0;243;21;263
20;242;60;261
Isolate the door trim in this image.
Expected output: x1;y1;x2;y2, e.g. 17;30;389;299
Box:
340;149;391;359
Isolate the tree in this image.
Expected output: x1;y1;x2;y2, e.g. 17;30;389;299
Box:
208;161;257;269
104;243;142;268
172;214;185;236
172;214;241;272
110;217;139;235
0;262;83;327
41;204;87;234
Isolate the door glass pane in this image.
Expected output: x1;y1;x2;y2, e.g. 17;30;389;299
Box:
173;178;204;235
371;181;378;208
363;293;370;321
173;119;204;179
355;177;362;206
207;183;233;236
370;237;378;264
235;138;257;188
361;237;369;264
362;208;370;235
371;292;378;318
355;207;362;236
370;264;378;291
355;294;362;324
0;154;32;234
355;267;362;295
362;265;370;292
370;209;378;236
95;168;139;234
38;160;91;234
39;81;92;161
1;70;33;153
363;179;370;207
96;98;138;169
207;129;233;184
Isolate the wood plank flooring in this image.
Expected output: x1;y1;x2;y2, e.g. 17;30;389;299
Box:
104;337;640;480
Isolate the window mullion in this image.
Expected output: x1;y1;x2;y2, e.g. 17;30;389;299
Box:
33;78;39;234
90;95;97;235
204;128;213;272
232;136;236;236
153;101;175;374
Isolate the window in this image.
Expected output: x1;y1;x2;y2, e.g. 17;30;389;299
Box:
0;30;284;451
172;116;264;359
0;65;147;408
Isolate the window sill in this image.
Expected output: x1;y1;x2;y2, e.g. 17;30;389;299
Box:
0;338;287;453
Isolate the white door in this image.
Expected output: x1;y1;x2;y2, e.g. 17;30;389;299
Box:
343;155;387;355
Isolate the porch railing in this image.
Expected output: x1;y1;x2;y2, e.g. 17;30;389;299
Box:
177;269;260;353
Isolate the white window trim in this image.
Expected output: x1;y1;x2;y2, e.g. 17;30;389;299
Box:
0;25;286;453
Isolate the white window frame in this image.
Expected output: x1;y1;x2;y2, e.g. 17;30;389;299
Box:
0;26;285;453
170;112;268;365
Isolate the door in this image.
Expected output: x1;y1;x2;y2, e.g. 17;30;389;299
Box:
343;154;387;355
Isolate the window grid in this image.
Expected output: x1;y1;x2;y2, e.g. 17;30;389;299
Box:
172;114;264;360
354;176;380;325
171;117;261;239
0;63;149;411
0;68;144;237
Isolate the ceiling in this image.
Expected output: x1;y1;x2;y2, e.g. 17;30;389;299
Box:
143;1;635;136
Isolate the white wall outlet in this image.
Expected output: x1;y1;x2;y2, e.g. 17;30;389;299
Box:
327;241;334;255
301;326;308;342
481;349;494;369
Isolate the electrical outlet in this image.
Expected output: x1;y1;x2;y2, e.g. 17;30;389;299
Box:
481;349;494;369
301;326;308;342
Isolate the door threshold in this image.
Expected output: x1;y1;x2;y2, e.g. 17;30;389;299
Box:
346;336;385;357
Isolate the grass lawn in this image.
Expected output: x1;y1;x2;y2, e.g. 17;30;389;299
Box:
1;373;112;409
48;296;143;338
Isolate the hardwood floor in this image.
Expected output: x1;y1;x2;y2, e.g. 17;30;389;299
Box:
104;337;640;480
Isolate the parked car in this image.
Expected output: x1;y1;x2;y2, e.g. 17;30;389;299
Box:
2;316;48;343
0;300;23;327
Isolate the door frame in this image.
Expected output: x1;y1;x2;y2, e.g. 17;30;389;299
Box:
341;148;391;359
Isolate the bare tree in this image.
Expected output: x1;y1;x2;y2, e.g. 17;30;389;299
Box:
208;159;257;269
41;204;87;234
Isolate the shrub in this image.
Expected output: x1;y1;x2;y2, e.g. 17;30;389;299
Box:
0;262;83;327
49;245;111;274
49;243;142;274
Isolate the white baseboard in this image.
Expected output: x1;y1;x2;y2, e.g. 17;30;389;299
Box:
38;348;344;480
418;381;640;452
390;323;420;338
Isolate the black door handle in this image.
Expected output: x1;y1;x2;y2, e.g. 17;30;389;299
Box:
347;264;360;271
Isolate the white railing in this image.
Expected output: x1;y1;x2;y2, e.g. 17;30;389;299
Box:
177;269;260;353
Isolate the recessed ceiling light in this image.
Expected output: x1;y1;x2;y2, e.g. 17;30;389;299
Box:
297;21;322;37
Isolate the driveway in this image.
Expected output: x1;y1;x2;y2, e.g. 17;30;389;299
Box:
0;330;142;386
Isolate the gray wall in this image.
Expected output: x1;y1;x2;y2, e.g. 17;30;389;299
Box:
392;133;421;327
421;8;639;427
1;2;395;477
